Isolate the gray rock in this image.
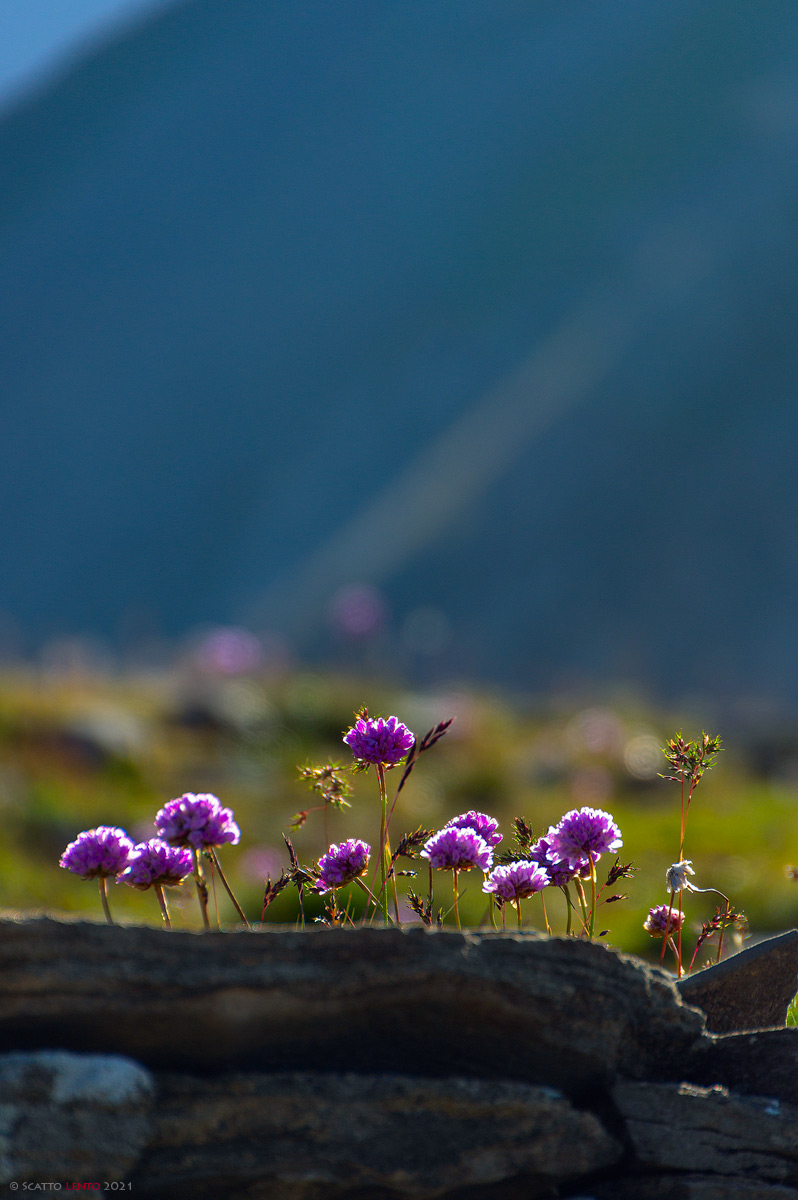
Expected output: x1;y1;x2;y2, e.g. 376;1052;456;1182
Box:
677;930;798;1033
613;1080;798;1183
684;1027;798;1104
0;917;706;1097
136;1070;622;1199
0;1049;154;1183
592;1176;798;1199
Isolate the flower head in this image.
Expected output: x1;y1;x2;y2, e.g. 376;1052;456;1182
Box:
445;811;502;849
482;861;549;902
154;793;240;850
59;826;135;879
343;715;414;766
421;826;493;872
547;807;622;868
118;839;193;890
527;834;588;888
644;903;685;937
315;839;371;892
665;860;696;893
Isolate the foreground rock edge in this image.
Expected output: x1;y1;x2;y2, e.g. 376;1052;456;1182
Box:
676;929;798;1033
0;916;706;1093
3;919;798;1198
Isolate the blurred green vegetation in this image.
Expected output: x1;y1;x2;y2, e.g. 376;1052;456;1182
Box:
1;664;796;967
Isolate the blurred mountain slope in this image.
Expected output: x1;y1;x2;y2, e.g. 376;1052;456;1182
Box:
1;0;798;702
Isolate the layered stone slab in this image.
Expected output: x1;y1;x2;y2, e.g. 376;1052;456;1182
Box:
139;1070;622;1199
0;917;706;1096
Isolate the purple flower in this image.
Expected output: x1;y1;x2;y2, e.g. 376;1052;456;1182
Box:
482;861;550;902
528;834;589;888
315;839;371;892
421;827;493;872
445;811;502;849
154;793;240;850
118;839;193;890
59;826;135;879
644;903;685;937
343;715;415;766
547;807;622;868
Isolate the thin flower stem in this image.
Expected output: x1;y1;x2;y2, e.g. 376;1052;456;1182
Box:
688;937;702;974
376;763;390;926
677;887;684;977
208;848;250;929
686;777;698;828
370;853;401;915
192;848;211;932
717;918;727;963
385;780;402;841
661;890;676;964
488;881;499;931
98;876;114;926
588;854;597;938
154;883;171;929
355;875;393;922
515;898;522;929
575;878;589;933
385;745;417;841
540;890;551;935
389;855;401;926
362;763;400;925
209;860;220;928
679;776;685;862
561;886;573;936
452;868;461;931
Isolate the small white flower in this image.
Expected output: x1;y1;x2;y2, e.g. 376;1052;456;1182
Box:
666;859;696;893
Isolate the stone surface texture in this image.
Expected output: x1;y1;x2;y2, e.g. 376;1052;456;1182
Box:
592;1177;798;1200
677;929;798;1033
0;1049;154;1182
138;1071;621;1198
1;917;798;1198
0;917;705;1095
613;1080;798;1183
684;1027;798;1104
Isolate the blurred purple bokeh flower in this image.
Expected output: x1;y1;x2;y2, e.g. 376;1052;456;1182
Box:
547;807;622;868
644;903;685;937
421;826;493;872
59;826;134;879
118;839;193;890
482;861;550;902
240;844;284;884
315;839;371;892
195;626;262;675
445;810;502;849
343;715;414;766
329;584;387;638
154;793;240;850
